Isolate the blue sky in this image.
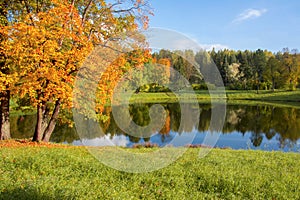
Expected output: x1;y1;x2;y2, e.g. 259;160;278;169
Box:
148;0;300;52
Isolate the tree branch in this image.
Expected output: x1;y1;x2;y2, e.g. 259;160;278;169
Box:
21;0;35;26
81;0;93;25
112;6;139;14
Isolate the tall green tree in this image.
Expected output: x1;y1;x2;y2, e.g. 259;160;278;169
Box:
183;49;196;82
263;57;282;91
253;49;267;92
195;50;222;86
281;49;300;90
236;50;253;89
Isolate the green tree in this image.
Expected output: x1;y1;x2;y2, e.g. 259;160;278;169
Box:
282;48;300;90
263;57;282;91
253;49;267;92
195;50;222;86
236;50;253;89
183;49;196;82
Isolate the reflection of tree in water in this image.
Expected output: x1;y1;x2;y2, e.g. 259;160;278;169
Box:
51;125;79;144
198;106;211;132
10;114;36;138
275;107;300;148
168;103;181;132
129;104;151;127
250;133;263;147
224;105;300;148
195;104;300;148
265;129;276;140
11;103;300;148
128;135;140;143
159;110;171;135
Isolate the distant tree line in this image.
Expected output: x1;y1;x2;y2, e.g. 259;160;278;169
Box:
151;48;300;91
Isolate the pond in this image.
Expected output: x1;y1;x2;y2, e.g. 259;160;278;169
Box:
11;103;300;152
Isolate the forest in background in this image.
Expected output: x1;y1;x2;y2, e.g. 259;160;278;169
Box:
146;48;300;92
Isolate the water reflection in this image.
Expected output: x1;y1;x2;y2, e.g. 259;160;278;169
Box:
11;103;300;151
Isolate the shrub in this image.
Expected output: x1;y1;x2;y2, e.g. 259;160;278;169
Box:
192;83;216;90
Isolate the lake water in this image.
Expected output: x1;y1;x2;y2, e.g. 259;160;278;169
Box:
11;103;300;152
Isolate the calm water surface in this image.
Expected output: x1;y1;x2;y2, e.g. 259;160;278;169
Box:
11;103;300;152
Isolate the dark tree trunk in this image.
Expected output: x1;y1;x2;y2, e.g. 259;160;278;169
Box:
42;99;61;142
272;78;275;92
0;90;10;140
32;105;43;142
0;4;9;140
32;104;49;142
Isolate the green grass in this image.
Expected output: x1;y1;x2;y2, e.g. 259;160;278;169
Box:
128;89;300;102
1;147;299;199
123;90;300;107
225;89;300;102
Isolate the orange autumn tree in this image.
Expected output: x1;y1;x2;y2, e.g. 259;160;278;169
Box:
157;58;171;83
2;0;152;142
0;0;32;140
3;1;92;142
95;49;152;116
0;3;11;140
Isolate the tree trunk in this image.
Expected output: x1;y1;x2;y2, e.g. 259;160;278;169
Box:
42;99;61;142
0;90;10;140
32;104;49;142
32;105;43;142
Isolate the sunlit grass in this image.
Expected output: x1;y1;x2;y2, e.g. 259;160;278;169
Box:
0;146;299;199
125;90;300;107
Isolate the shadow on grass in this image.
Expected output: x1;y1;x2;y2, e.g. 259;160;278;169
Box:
0;187;75;200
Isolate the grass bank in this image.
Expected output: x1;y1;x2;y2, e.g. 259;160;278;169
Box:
225;89;300;102
1;145;299;199
126;90;300;107
129;89;300;102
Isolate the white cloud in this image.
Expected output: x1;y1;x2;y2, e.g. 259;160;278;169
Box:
200;44;229;51
145;28;229;52
177;34;229;51
233;8;267;23
168;38;229;52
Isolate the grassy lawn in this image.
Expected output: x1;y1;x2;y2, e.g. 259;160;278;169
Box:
124;90;300;108
0;145;299;199
224;89;300;102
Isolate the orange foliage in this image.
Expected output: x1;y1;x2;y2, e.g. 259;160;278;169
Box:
95;49;152;114
159;111;171;135
1;0;92;110
0;0;153;141
157;58;171;81
1;0;152;120
0;139;76;148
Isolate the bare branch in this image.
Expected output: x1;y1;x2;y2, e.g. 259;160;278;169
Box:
108;2;122;10
95;43;125;54
21;0;35;26
112;5;140;14
81;0;93;25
